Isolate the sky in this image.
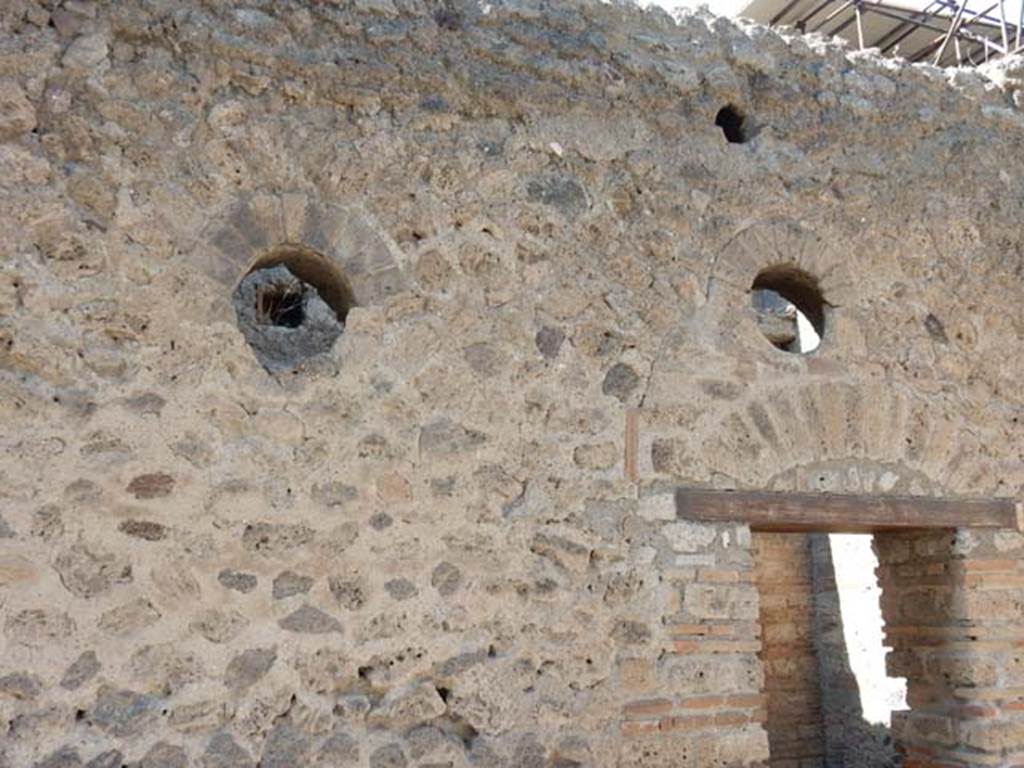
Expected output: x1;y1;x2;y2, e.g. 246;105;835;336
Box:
646;0;751;16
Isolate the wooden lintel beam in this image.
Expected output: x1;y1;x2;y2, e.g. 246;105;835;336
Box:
674;488;1021;534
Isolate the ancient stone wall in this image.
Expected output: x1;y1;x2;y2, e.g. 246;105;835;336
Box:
4;0;1024;766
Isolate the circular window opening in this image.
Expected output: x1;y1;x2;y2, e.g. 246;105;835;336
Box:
232;245;356;373
750;265;826;354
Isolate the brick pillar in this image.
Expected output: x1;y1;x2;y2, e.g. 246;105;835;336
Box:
876;529;1024;767
618;515;769;767
752;531;827;767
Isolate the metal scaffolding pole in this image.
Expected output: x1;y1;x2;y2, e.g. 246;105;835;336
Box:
763;0;1021;68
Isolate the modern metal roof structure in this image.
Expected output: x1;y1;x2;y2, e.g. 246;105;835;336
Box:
738;0;1024;66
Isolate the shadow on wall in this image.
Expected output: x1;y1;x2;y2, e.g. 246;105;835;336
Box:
810;534;906;768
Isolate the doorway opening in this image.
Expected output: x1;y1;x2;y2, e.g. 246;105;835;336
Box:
753;531;907;767
675;487;1019;768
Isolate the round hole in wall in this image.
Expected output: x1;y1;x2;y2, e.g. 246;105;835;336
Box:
233;245;356;373
715;105;749;144
750;265;825;354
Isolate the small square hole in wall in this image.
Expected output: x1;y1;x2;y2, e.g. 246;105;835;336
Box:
716;105;750;144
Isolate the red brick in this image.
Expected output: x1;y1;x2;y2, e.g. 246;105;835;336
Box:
623;698;673;718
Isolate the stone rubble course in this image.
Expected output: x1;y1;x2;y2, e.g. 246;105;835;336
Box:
2;0;1024;766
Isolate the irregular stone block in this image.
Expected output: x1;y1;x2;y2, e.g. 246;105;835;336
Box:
279;605;342;634
369;743;407;768
368;682;447;730
218;569;258;594
260;723;313;768
92;687;158;737
4;608;75;647
201;732;255;768
118;520;167;541
224;647;277;691
310;481;357;508
0;81;37;140
126;473;175;499
83;752;122;768
33;747;81;768
272;570;313;599
168;699;234;734
129;644;204;695
602;362;640;402
384;577;417;600
431;562;462;596
419;418;486;455
0;672;42;700
535;326;565;360
98;598;161;636
191;610;248;644
62;33;109;71
242;522;314;555
54;543;132;598
139;742;188;768
61;650;101;690
314;728;358;766
329;576;367;609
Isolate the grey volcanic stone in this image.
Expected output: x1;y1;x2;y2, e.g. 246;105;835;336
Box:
0;672;41;699
123;392;166;415
601;363;640;402
190;609;248;644
535;326;564;359
419;418;486;455
272;570;313;599
260;723;312;768
526;175;587;215
369;743;407;768
328;577;366;610
368;512;393;530
139;742;188;768
117;520;167;541
92;687;157;737
241;522;313;555
202;733;255;768
310;481;357;508
224;647;276;690
314;729;359;765
54;544;132;598
278;605;342;634
84;752;122;768
512;735;547;768
33;747;81;768
384;578;417;601
233;265;344;373
217;569;258;594
431;562;462;596
62;33;109;71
